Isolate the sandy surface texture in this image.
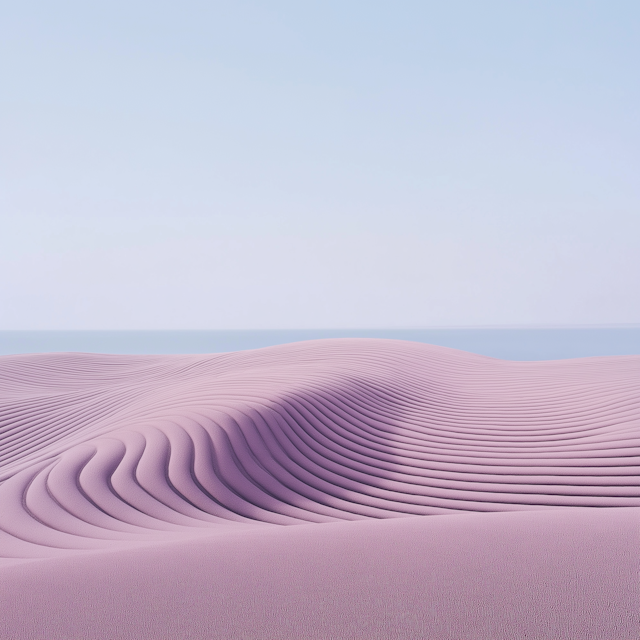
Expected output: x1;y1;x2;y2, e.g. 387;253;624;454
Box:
0;339;638;638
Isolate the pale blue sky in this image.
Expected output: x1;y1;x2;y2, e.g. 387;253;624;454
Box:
1;1;639;329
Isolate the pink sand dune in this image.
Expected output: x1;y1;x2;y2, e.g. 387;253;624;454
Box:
0;339;638;638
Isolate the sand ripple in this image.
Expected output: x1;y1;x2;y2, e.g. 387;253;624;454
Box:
1;339;638;557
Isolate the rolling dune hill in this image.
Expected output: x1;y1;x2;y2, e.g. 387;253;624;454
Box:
0;339;638;639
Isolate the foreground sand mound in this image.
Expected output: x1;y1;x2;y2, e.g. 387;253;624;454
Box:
0;339;638;638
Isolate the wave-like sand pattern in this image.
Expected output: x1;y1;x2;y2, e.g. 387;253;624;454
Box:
1;339;638;559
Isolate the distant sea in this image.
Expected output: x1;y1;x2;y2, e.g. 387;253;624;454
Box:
1;328;639;361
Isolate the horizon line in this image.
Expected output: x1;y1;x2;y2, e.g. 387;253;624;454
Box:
1;324;640;332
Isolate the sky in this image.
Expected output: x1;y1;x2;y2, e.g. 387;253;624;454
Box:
1;1;639;330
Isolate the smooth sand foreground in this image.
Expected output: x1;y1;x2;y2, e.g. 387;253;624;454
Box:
0;339;638;638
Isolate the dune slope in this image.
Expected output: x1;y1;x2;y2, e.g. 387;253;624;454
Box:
0;339;638;638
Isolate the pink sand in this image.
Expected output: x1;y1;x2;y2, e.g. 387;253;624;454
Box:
0;339;638;638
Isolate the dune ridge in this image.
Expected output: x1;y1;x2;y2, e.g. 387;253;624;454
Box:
0;338;638;559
